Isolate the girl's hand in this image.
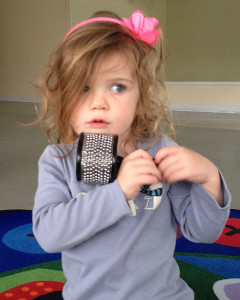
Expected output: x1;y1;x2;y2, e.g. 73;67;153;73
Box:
155;146;224;207
117;149;161;201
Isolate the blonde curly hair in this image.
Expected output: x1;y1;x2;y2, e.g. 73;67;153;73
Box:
34;11;175;147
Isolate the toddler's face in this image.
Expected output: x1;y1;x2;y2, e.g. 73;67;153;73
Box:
70;53;139;154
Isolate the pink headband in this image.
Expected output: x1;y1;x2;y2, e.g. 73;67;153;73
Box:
64;10;161;46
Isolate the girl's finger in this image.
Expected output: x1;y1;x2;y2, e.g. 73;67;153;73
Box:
161;165;186;183
127;149;154;161
155;146;180;164
157;153;181;173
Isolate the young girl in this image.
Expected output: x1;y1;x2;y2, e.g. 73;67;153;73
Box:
33;10;231;300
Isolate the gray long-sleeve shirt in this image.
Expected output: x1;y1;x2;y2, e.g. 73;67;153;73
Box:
33;136;231;299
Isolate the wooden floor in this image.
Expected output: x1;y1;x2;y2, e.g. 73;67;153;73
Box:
0;101;239;210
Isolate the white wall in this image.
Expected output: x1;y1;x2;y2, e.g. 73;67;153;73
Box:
0;0;70;102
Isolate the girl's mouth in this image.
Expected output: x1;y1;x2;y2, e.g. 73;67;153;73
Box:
89;119;109;128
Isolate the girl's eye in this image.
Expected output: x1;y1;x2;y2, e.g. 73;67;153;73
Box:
82;86;89;93
111;84;125;94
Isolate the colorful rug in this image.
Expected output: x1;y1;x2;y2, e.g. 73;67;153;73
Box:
0;209;239;299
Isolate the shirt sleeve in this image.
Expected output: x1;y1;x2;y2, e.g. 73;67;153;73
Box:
158;135;232;243
33;146;131;253
168;172;231;243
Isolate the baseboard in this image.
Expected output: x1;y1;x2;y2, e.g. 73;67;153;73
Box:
1;95;240;114
171;103;240;114
167;81;240;86
0;95;40;103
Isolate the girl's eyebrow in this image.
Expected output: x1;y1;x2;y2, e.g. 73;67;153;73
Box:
108;77;134;83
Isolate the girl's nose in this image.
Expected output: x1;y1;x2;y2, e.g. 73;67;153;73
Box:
89;91;109;110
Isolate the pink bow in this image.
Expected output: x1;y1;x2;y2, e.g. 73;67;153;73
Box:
123;11;161;45
64;10;161;45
